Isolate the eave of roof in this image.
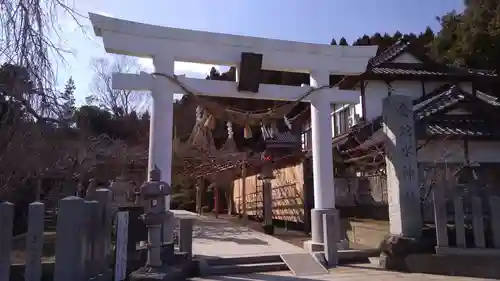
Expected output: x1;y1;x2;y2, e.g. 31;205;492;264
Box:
336;40;497;90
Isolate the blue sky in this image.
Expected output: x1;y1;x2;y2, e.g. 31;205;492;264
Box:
56;0;465;104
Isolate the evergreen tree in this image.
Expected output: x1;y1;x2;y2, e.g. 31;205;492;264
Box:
353;35;371;46
339;37;348;46
393;31;403;41
330;38;337;45
432;0;500;70
60;77;76;122
370;33;383;46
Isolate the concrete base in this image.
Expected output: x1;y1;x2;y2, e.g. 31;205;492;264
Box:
310;208;336;243
303;240;324;252
305;208;344;254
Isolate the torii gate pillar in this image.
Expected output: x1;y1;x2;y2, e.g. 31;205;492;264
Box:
149;55;175;209
89;12;377;253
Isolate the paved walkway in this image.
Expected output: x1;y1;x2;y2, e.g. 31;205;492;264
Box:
173;211;490;280
191;268;491;281
172;210;305;258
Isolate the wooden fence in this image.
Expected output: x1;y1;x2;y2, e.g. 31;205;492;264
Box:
432;188;500;256
1;188;114;281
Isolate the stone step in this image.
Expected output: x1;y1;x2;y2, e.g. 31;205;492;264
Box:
208;261;288;275
205;255;282;266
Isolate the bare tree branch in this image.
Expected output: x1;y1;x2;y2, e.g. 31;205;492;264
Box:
88;55;149;116
0;0;88;200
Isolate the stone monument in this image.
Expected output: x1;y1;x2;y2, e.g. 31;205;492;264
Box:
382;95;421;237
85;178;99;200
379;95;423;270
110;175;135;207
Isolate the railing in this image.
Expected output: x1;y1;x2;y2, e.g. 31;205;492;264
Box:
432;188;500;256
1;189;114;281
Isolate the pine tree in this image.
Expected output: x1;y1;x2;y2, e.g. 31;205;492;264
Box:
339;37;348;46
60;77;76;122
330;38;337;45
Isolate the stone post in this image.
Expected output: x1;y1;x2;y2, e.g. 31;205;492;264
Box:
83;200;100;277
95;188;113;267
162;210;175;244
382;95;422;238
54;197;86;281
0;202;14;281
24;202;45;281
178;219;194;257
322;211;339;267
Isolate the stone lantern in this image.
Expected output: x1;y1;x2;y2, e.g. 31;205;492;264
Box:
137;167;172;268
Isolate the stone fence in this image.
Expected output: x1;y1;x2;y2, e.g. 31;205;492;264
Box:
1;189;114;281
1;188;196;281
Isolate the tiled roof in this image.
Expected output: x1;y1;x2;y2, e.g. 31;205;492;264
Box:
369;40;410;67
415;85;500;137
265;131;299;144
370;65;496;78
337;40;497;89
334;84;500;151
368;39;497;76
425;119;500;137
414;85;500;120
414;86;466;120
371;67;450;76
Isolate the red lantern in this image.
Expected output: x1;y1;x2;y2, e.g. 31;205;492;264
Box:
260;150;275;179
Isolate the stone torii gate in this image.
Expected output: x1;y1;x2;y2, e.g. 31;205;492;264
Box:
89;13;377;251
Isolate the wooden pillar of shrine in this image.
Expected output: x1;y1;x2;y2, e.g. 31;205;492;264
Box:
260;150;275;235
196;178;204;215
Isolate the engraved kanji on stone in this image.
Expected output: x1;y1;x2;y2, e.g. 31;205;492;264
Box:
397;102;411;118
402;165;415;181
399;125;413;138
401;143;413;157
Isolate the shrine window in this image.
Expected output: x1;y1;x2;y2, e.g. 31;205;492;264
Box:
301;127;312;151
333;105;355;135
301;119;312;151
